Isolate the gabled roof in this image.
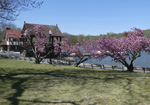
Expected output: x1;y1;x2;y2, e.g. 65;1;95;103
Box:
22;23;63;37
6;30;22;38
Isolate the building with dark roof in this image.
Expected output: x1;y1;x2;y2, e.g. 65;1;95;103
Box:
0;28;23;51
21;22;63;57
0;22;63;57
22;23;63;37
22;22;63;45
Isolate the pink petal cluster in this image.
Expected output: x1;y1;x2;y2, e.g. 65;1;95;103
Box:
54;28;150;70
54;38;83;57
23;25;48;53
54;39;61;54
33;25;47;53
90;28;150;65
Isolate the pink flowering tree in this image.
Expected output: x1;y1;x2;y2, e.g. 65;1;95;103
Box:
54;38;92;67
23;25;49;64
92;28;150;72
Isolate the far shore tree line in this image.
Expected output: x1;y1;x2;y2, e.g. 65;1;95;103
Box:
63;29;150;43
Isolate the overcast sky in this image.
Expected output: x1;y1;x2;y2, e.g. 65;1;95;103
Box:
14;0;150;35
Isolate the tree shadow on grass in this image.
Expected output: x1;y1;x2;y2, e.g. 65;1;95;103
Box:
0;72;83;105
122;78;139;104
0;68;150;105
0;74;28;105
19;99;83;105
7;79;27;105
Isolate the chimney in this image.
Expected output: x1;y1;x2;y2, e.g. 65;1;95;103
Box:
6;27;11;30
56;24;58;27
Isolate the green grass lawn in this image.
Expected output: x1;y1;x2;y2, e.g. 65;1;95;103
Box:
0;59;150;105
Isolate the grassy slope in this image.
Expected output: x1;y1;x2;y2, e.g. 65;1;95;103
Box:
0;59;150;105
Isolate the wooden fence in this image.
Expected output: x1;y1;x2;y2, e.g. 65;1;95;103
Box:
82;63;150;73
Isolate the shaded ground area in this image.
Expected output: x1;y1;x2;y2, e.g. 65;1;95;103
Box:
0;59;150;105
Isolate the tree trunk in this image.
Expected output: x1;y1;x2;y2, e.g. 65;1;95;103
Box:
35;59;40;64
74;55;91;67
34;52;41;64
126;63;134;72
74;62;80;67
35;57;41;64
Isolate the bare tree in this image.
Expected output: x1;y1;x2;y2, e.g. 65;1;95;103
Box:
0;0;43;21
0;22;21;41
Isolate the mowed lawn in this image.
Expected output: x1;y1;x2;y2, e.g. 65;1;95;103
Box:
0;59;150;105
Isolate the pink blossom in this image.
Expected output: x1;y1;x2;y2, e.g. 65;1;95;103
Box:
92;28;150;71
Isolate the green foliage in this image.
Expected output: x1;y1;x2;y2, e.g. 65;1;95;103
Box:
63;29;150;42
143;29;150;38
0;59;150;105
72;36;77;44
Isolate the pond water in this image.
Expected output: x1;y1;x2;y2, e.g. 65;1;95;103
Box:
84;52;150;68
